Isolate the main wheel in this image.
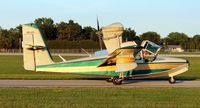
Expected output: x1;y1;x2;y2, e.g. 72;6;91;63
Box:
106;78;113;82
112;76;122;85
169;77;176;84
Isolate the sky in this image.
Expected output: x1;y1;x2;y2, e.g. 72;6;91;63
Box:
0;0;199;37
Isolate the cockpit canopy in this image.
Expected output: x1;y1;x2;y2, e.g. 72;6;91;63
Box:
141;40;161;56
94;40;161;59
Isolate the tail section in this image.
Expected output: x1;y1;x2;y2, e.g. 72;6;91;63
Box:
22;24;54;71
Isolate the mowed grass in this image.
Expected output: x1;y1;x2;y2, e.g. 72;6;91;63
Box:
178;57;200;80
0;88;200;108
0;55;199;80
0;56;200;108
0;55;100;79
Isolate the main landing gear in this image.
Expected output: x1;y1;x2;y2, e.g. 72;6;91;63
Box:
168;76;176;84
106;76;123;85
112;76;123;85
106;77;123;85
106;78;113;82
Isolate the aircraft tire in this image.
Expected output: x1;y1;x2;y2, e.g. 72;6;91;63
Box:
112;76;122;85
106;78;113;82
168;77;176;84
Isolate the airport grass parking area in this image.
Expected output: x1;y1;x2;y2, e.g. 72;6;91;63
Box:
0;87;200;108
0;55;199;80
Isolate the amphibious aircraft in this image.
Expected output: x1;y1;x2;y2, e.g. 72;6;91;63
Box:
22;23;189;85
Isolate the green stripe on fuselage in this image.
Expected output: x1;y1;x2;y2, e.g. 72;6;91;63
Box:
36;58;171;77
36;58;105;68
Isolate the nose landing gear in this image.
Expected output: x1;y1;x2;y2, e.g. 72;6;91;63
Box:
169;76;176;84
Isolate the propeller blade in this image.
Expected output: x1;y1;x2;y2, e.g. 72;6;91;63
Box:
97;16;100;31
96;16;103;50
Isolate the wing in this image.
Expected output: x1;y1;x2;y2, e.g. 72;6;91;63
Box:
98;46;142;72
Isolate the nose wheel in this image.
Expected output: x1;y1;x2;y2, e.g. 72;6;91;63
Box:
169;77;176;84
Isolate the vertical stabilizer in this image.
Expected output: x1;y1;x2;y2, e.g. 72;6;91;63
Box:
22;24;54;71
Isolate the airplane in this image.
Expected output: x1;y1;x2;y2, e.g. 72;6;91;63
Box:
22;22;189;85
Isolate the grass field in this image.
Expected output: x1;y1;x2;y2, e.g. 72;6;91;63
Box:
0;55;100;80
0;55;200;108
0;55;199;80
0;88;200;108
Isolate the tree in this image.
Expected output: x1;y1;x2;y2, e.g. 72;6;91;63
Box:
140;31;161;44
193;35;200;49
34;17;57;40
56;20;82;40
166;32;189;49
0;27;21;49
122;28;136;42
0;29;10;48
16;25;22;36
81;26;98;41
186;38;195;50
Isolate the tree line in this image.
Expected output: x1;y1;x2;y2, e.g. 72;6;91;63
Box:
0;17;200;50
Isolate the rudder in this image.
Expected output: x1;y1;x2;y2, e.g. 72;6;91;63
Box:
22;24;54;71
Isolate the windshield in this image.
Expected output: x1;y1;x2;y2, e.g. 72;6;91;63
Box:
139;40;161;62
146;41;161;54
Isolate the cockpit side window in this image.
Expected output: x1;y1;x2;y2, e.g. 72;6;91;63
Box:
146;41;161;54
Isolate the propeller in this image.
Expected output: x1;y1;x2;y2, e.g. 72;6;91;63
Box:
96;16;103;50
97;16;100;31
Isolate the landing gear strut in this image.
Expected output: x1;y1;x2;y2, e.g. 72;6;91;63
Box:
169;76;176;84
112;76;122;85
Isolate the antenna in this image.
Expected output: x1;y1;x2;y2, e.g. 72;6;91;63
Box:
96;16;103;50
